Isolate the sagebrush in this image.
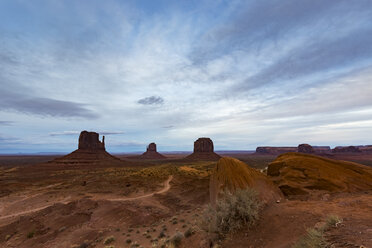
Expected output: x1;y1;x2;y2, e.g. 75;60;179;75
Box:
200;188;262;237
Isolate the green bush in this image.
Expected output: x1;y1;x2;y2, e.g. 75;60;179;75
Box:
200;188;262;237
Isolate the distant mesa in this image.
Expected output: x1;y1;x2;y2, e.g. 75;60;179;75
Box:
256;145;331;155
137;142;166;159
185;137;221;161
255;147;297;155
267;152;372;197
49;130;130;167
297;144;315;154
332;146;361;154
210;157;283;206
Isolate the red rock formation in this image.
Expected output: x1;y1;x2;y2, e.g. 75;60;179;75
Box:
332;146;361;154
297;144;315;154
78;131;105;151
138;143;166;159
255;147;297;155
49;131;133;167
185;138;221;161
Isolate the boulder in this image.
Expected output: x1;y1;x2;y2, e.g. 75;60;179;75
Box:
298;144;315;154
78;131;105;151
210;157;283;206
268;152;372;196
185;138;221;161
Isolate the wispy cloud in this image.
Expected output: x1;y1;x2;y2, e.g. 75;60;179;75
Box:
137;96;164;105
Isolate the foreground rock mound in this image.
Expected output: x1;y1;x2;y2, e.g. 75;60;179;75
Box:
268;152;372;196
50;131;129;167
210;157;283;205
185;138;221;161
138;143;166;159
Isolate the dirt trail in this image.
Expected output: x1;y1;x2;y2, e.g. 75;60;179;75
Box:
0;176;173;221
107;175;173;201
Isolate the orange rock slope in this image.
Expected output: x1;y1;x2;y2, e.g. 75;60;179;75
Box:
210;157;283;205
268;152;372;196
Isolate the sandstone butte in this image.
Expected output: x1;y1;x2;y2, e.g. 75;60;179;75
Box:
210;157;283;206
268;152;372;196
49;131;127;167
185;137;221;161
297;143;315;154
137;142;166;159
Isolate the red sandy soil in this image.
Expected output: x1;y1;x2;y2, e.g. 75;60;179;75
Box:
0;153;371;248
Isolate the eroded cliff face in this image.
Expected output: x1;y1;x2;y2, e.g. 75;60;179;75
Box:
78;131;105;151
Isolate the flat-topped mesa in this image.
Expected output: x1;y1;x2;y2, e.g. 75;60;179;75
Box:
185;137;221;161
297;144;315;154
332;146;361;154
255;147;297;155
78;131;105;151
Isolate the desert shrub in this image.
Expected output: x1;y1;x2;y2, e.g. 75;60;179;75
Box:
292;215;342;248
158;230;166;238
103;236;115;245
184;228;194;238
169;232;184;248
27;231;35;239
126;239;132;244
324;215;342;230
200;188;261;237
292;228;328;248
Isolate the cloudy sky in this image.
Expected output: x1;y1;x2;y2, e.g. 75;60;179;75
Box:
1;0;372;153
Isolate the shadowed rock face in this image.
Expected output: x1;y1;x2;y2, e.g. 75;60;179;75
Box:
147;143;157;152
185;137;221;161
78;131;105;151
194;138;214;152
298;144;315;154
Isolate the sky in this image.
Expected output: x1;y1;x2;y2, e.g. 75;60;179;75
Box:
0;0;372;153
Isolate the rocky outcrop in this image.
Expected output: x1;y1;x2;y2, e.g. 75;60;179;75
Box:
267;153;372;196
78;131;105;151
210;157;283;206
255;147;297;155
138;143;166;159
332;146;361;154
185;138;221;161
298;144;315;154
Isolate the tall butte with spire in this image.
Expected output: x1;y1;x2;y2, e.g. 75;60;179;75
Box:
49;131;129;167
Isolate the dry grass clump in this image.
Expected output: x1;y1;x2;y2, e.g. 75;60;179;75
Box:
292;215;343;248
169;232;184;248
200;188;262;237
103;236;115;245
